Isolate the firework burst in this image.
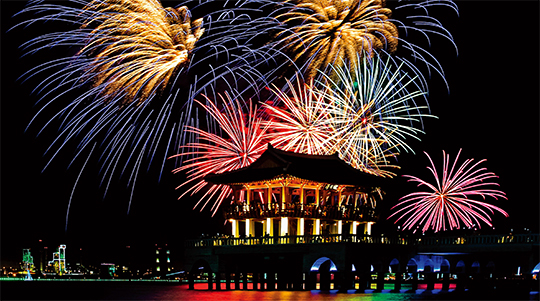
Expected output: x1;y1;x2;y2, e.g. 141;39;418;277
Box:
388;149;508;233
319;53;431;176
79;0;204;106
171;93;271;215
262;77;335;155
275;0;398;79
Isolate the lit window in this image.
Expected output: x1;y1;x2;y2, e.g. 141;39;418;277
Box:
156;258;160;263
156;267;160;272
156;250;159;254
167;258;170;263
166;250;170;254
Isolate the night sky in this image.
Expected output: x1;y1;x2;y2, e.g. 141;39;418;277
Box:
2;0;539;266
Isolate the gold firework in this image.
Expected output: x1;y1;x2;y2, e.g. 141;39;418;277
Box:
276;0;398;79
81;0;204;106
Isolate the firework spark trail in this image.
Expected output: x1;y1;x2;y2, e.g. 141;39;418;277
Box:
171;93;272;215
388;149;508;233
66;142;97;232
316;53;432;176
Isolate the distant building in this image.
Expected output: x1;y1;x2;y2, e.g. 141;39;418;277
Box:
43;245;67;276
100;263;115;278
154;243;172;278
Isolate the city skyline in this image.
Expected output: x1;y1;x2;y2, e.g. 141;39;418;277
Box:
1;0;538;267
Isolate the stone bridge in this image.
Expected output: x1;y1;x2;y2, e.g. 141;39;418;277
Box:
184;233;539;293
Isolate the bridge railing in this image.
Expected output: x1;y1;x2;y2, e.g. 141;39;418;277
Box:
185;233;539;248
414;234;539;245
224;203;378;222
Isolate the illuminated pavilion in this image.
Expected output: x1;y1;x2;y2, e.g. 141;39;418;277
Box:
206;144;387;241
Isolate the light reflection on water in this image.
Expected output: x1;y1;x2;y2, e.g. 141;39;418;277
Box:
6;281;535;300
105;285;434;301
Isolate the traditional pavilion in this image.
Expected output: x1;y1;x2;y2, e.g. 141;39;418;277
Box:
205;144;387;240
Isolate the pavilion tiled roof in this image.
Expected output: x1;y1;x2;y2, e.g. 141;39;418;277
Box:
205;144;388;187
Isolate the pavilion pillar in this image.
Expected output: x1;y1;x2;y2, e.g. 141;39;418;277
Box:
351;222;358;242
266;185;272;208
266;218;273;237
313;219;321;235
280;217;289;242
232;219;239;238
297;218;305;242
363;222;373;236
245;219;255;241
281;185;286;210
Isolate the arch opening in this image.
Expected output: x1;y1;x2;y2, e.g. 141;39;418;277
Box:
532;262;540;274
310;257;338;272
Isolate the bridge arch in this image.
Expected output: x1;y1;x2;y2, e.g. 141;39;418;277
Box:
407;258;418;273
310;256;338;272
440;259;450;273
389;258;400;273
309;256;338;290
424;259;434;273
456;260;466;273
471;261;481;273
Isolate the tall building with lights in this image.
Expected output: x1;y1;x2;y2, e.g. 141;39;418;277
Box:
154;243;172;277
49;245;67;276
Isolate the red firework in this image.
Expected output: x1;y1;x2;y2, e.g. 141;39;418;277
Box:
171;93;271;215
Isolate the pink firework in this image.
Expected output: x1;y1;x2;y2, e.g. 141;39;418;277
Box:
171;93;271;215
388;149;508;233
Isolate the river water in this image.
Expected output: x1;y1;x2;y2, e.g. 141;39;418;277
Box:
1;281;537;300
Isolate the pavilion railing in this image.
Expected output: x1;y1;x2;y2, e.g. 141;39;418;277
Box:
185;233;539;248
224;203;378;222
